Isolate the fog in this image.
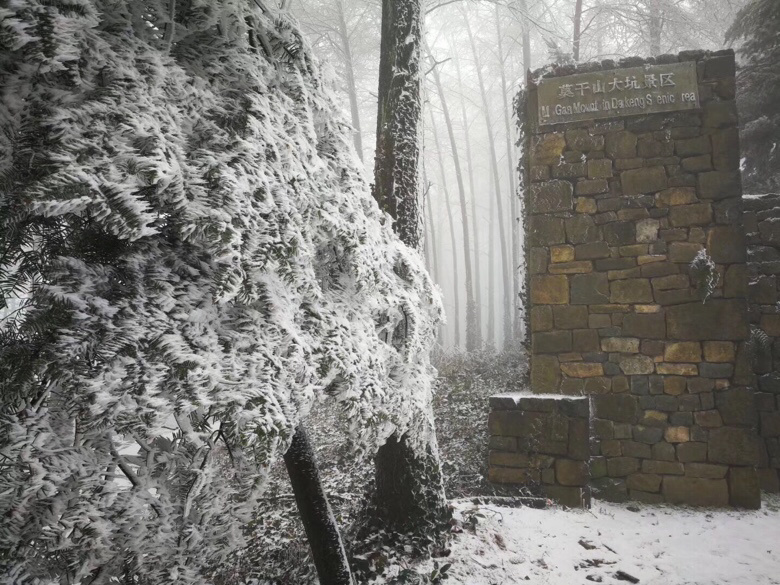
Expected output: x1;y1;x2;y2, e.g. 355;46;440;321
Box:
291;0;748;351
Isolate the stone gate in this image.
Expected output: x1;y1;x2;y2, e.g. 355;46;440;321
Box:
505;49;763;507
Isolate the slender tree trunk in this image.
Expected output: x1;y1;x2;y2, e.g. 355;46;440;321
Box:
494;5;519;346
573;0;583;61
452;46;482;347
284;426;354;585
370;0;449;536
425;170;443;344
427;45;477;352
647;0;663;55
464;12;511;350
336;0;364;160
430;110;461;349
519;0;532;76
487;168;496;348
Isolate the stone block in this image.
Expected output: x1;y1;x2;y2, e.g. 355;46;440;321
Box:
650;274;690;292
664;376;687;395
531;275;569;305
703;54;736;80
636;219;660;243
627;473;662;493
664;341;702;363
694;410;723;428
642;410;669;427
728;467;761;509
552;161;586;179
531;180;574;213
544;485;590;508
576;179;609;196
530;306;553;332
533;331;573;353
575;241;611;260
676;135;712;157
622;166;668;195
669;203;712;227
556;459;589;486
570;273;610;304
761;411;780;437
668;242;703;263
711;128;740;171
621;440;652;458
566;128;604;152
681;154;713;173
528;216;566;246
708;427;761;465
489;410;546;437
716;388;757;426
549;261;593;274
698;171;741;200
608;457;640;477
573;329;600;352
652;441;676;461
622;313;666;339
603;221;636;246
594;394;639;423
489;436;518;451
665;426;690;443
706;226;746;264
560;362;603;378
619;355;655;375
529;247;548;274
685;463;729;479
606;131;637;158
666;300;748;340
550;245;574;263
633;425;664;444
531;132;566;165
551;305;588;330
489;451;531;467
489;466;538;484
656;363;698;376
531;355;561;393
531;165;550;182
568;419;590;461
699;363;734;378
643;459;684;475
758;468;780;493
576;197;598;214
656;187;697;207
601;337;640;353
610;279;653;303
565;214;600;244
748;276;777;305
723;264;747;298
760;314;780;336
662;476;729;506
588;159;613;179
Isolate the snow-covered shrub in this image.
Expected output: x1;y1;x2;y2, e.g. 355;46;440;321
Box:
689;248;719;303
0;1;440;582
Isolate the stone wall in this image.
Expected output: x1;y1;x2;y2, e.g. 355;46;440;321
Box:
488;394;590;507
521;50;761;508
744;193;780;492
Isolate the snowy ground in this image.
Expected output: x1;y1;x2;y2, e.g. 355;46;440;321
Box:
409;495;780;585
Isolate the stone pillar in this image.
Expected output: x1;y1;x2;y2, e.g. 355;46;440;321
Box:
521;50;761;508
488;394;590;507
743;193;780;493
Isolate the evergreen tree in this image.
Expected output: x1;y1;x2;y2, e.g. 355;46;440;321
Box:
0;1;441;582
727;0;780;192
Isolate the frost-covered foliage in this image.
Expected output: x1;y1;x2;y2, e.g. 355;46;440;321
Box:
727;0;780;192
689;248;719;303
0;1;441;582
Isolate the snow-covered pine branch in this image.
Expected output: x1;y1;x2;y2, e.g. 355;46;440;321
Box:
0;0;441;582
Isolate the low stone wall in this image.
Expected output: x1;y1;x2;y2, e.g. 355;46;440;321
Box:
744;193;780;492
488;394;590;507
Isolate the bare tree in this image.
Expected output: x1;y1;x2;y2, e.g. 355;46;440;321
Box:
427;44;478;351
463;9;512;349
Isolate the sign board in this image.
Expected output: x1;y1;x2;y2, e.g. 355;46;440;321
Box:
537;61;700;126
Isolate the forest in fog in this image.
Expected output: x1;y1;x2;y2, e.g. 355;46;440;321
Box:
292;0;749;351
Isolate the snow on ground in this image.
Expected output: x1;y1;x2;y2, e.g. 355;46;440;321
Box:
413;495;780;585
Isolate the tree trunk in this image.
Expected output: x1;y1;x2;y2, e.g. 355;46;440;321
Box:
430;109;461;349
519;0;532;76
370;0;449;536
464;12;511;351
487;167;496;348
452;46;482;347
336;0;364;160
427;45;477;352
494;5;519;347
573;0;583;61
647;0;663;56
284;426;354;585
